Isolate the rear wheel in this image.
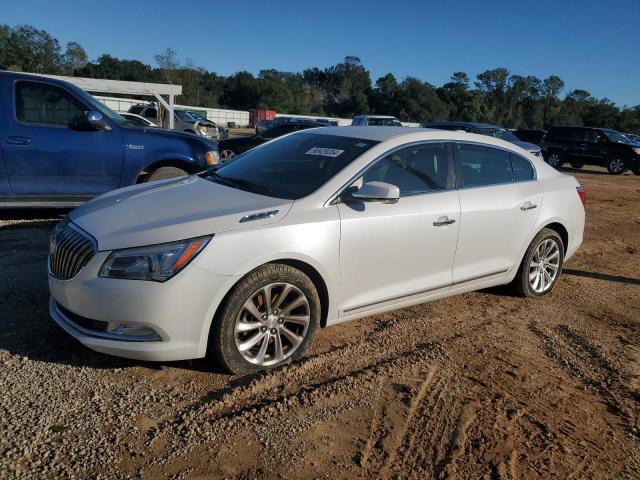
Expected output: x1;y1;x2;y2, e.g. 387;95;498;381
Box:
512;228;564;297
210;264;321;375
546;151;563;168
145;166;188;182
606;157;625;175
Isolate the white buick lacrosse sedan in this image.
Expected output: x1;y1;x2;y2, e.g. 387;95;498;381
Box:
49;127;585;374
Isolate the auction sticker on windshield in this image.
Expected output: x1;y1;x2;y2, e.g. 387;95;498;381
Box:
306;147;344;157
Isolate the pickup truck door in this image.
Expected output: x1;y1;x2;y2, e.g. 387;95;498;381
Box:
3;79;123;196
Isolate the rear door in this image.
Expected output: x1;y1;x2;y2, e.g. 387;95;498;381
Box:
338;142;460;314
452;142;542;285
4;79;123;196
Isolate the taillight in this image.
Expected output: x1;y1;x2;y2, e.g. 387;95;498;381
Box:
576;185;586;206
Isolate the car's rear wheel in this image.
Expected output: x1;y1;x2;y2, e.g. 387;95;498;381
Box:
145;166;188;182
546;151;563;168
210;264;321;375
607;157;625;175
513;228;564;297
221;149;236;161
570;162;584;169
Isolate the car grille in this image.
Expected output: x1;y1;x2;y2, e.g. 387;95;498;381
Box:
49;220;96;280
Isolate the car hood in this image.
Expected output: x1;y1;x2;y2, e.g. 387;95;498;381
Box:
122;124;217;149
513;140;541;152
70;175;293;251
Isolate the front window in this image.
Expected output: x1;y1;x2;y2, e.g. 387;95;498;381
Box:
71;85;128;124
601;129;632;144
15;81;84;126
477;127;520;143
203;133;379;199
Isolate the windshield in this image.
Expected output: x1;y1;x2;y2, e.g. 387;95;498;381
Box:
477;127;519;142
203;133;379;199
602;129;632;144
175;110;196;121
71;87;128;124
368;117;402;126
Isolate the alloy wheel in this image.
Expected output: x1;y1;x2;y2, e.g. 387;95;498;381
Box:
547;153;561;168
608;158;625;174
234;283;310;366
221;149;236;161
528;238;561;293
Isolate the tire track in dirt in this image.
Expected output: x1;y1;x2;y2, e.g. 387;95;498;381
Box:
529;321;639;434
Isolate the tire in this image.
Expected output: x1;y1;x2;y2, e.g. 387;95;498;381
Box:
512;228;564;298
145;166;188;182
221;149;236;161
546;151;563;168
633;165;640;176
570;162;584;169
210;264;321;375
606;157;625;175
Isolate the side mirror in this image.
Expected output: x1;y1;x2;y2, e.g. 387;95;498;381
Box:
84;111;109;131
349;181;400;204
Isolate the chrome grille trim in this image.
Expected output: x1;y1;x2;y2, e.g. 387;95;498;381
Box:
49;220;97;280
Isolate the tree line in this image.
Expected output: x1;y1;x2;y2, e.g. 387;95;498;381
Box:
1;24;639;133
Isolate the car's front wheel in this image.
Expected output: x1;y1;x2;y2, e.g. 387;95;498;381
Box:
546;151;563;168
570;162;584;169
513;228;564;297
145;166;188;182
607;157;626;175
210;264;321;375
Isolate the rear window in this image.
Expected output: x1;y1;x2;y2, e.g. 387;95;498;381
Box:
129;106;144;114
368;117;402;126
205;133;379;199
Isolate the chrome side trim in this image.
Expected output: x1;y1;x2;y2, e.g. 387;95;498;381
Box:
239;209;279;223
343;282;450;314
451;269;510;286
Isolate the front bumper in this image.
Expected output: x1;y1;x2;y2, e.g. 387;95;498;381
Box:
48;251;234;362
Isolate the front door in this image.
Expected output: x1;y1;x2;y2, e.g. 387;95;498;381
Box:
337;142;460;314
3;79;123;196
452;142;542;284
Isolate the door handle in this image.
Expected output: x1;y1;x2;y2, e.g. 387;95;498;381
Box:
6;136;31;145
433;216;456;227
520;201;538;211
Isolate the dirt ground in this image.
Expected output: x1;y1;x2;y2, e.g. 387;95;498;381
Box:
0;166;638;479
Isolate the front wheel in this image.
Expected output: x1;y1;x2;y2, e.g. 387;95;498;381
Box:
546;152;563;168
145;166;188;182
607;157;625;175
570;162;584;169
210;264;321;375
633;165;640;176
512;228;564;297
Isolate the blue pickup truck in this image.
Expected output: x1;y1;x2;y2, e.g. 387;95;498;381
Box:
0;71;220;207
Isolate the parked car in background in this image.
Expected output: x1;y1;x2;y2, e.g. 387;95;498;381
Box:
0;72;220;207
421;121;542;157
128;104;226;140
352;115;402;126
255;119;274;134
217;121;326;160
513;129;546;145
48;126;584;374
118;112;157;127
541;126;640;175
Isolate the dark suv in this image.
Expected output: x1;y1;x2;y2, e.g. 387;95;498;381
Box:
542;126;640;175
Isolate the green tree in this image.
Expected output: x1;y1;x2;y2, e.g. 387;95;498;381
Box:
63;41;88;75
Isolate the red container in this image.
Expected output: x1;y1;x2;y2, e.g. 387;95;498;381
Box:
249;109;276;127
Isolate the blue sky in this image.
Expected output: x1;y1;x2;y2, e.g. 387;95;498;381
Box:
4;0;639;106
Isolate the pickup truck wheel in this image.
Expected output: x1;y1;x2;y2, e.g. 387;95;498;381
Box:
145;166;188;182
607;158;625;175
210;264;320;375
221;149;236;161
570;162;584;169
546;152;563;168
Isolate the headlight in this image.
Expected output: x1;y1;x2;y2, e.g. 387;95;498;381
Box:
205;150;220;165
99;236;211;282
633;147;640;155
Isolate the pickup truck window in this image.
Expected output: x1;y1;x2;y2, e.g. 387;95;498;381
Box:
16;81;85;126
